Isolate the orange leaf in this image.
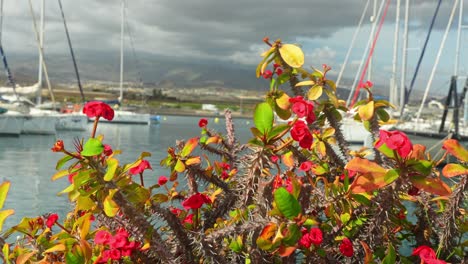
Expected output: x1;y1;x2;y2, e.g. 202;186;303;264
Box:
282;151;295;168
180;137;199;157
443;139;468;162
442;163;468;178
410;176;452;196
345;157;386;175
205;136;221;145
349;174;387;193
278;245;297;257
185;156;201;166
360;241;374;264
408;144;426;160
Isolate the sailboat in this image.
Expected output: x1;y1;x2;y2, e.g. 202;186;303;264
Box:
98;0;150;125
392;0;467;140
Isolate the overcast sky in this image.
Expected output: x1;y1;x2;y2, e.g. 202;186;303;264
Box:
1;0;468;95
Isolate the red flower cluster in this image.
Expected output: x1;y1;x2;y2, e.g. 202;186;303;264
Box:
198;118;208;128
82;101;114;121
358;80;373;89
339;238;354;257
51;140;64;152
95;228;140;263
412;245;446;264
103;144;113;156
129;160;152;175
289;96;316;124
375;130;413;158
262;63;283;79
272;175;294;193
182;193;212;210
290;120;313;149
46;213;59;228
218;162;232;180
299;161;312;171
299;227;323;248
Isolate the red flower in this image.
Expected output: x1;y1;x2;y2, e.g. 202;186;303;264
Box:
170;207;183;217
340;169;357;181
273;63;281;69
298;233;312;248
275;67;283;75
103;144;113;156
412;245;446;263
289;96;316;123
299;161;312;171
309;228;323;245
109;249;121;260
51;140;64;152
262;70;273;79
290;120;313;149
46;213;58;228
183;214;194;225
339;238;354;257
95;230;112;245
375;130;413;158
109;233;128;249
129;160;152;175
270;155;279;163
408;185;420;196
182;193;212;210
272;175;283;189
82;101;114;121
158;176;168;185
198;118;208;128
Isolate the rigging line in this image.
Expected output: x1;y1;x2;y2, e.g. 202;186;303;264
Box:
416;0;459;121
346;0;385;106
57;0;85;103
27;0;56;107
335;0;370;89
405;0;442;105
124;5;144;87
349;0;392;108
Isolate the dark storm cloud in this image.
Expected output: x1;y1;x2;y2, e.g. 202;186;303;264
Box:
0;0;466;64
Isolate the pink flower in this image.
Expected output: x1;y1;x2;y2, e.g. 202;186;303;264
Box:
46;213;58;228
109;233;128;249
262;70;273;79
108;249;121;260
299;161;312;171
182;193;212;210
339;238;354;257
103;144;113;156
129;160;152;175
375;130;413;158
289;96;316;123
309;228;323;245
158;176;168;185
198;118;208;128
94;230;112;244
290;120;313;149
82;101;114;121
183;214;194;225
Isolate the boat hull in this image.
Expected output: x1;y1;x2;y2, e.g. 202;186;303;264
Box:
97;110;150;125
0;113;26;136
22;115;57;135
55;114;88;131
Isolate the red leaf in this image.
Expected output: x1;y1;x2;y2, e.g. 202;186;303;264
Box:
278;245;297;257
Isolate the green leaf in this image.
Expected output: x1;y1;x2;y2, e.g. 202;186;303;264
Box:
76;196;96;211
152;193;169;203
267;124;290;142
295;80;315;87
56;155;74;170
351;194;371;206
229;236;243;253
340;213;351;225
382;243;396;264
407;159;432;176
80;138;104;157
282;224;301;246
384;169;399;185
274;187;301;219
174;159;186;173
104;158;118;181
376;108;390;122
2;243;10;264
254;102;274;135
65;251;84;264
278;44;304;68
376;143;395;159
0;182;10;209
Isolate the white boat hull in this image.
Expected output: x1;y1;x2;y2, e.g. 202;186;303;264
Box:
22;114;57;135
55;114;88;131
97;110;150;125
0;113;25;136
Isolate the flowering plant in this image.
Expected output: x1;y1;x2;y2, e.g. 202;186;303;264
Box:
0;39;465;263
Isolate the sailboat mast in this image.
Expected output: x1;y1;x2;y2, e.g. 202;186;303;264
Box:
400;0;409;115
390;0;400;108
119;0;124;104
37;0;44;105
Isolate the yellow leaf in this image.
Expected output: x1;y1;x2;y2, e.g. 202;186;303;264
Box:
316;141;326;157
358;101;374;121
174;159;186;172
185;157;201;166
279;44;304;68
295;80;315;87
275;92;291;110
307;85;323;100
103;189;119;217
0;209;14;232
16;251;36;264
44;244;66;253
